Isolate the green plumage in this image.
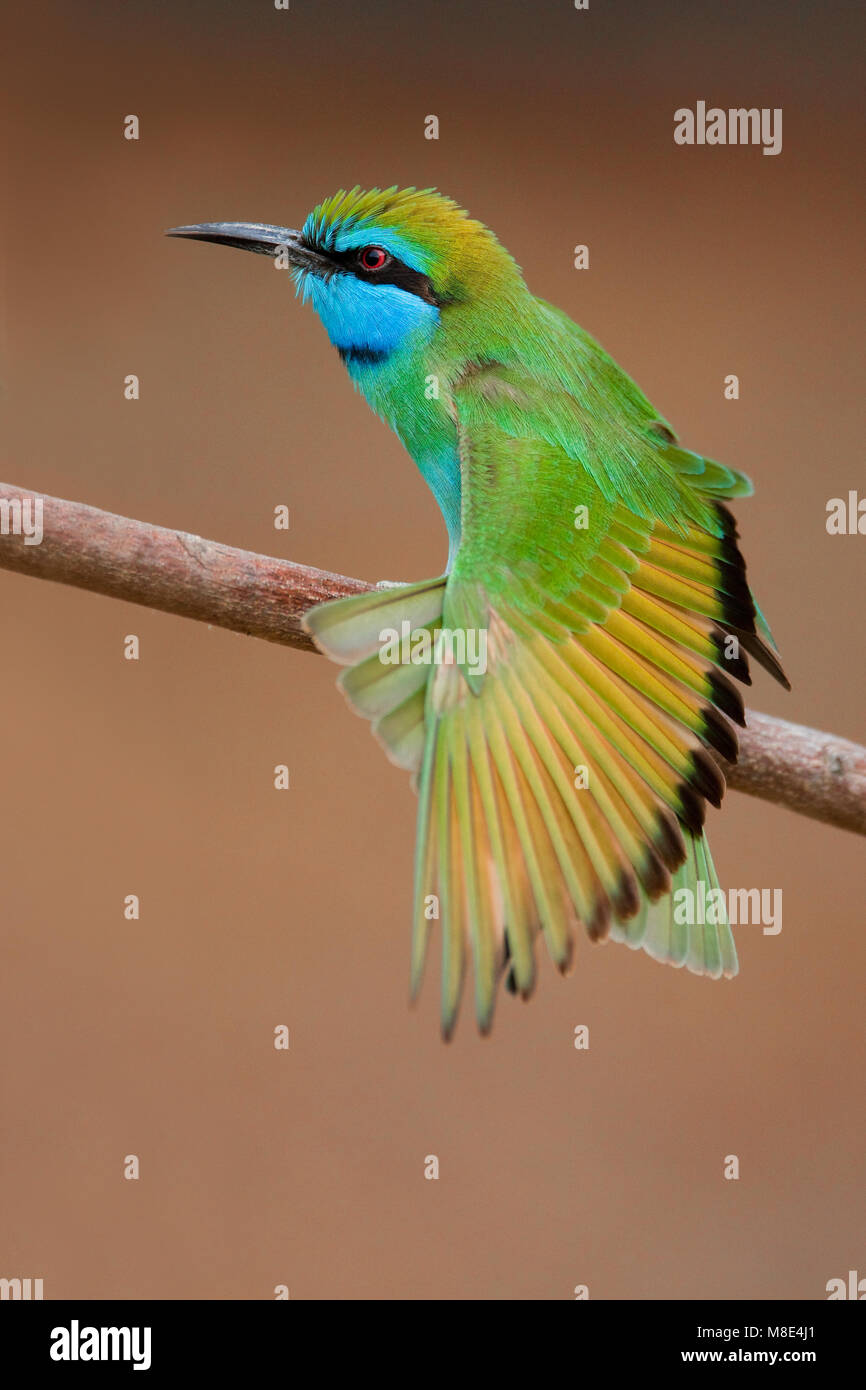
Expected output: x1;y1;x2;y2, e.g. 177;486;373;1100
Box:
280;187;791;1037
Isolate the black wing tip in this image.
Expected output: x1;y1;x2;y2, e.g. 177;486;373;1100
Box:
639;845;673;902
700;706;740;764
714;502;740;539
676;781;707;834
731;628;792;691
711;628;752;685
690;746;727;807
611;868;641;921
707;669;747;726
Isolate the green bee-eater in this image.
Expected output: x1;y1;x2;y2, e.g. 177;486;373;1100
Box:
169;187;789;1038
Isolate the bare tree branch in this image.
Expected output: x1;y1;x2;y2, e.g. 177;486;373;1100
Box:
1;480;864;837
725;711;866;838
0;481;368;652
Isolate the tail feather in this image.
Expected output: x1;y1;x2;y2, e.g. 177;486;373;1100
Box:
305;578;446;774
304;577;446;667
608;830;738;979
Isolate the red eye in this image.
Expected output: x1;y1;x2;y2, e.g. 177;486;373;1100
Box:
359;246;390;271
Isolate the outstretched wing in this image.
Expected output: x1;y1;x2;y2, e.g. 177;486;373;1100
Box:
306;363;787;1037
409;366;786;1033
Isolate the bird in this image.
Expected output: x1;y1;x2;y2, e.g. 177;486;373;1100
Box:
168;186;789;1039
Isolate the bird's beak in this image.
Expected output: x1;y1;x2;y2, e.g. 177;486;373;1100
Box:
165;222;332;274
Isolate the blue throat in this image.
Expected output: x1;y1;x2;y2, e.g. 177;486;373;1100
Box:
299;272;439;364
296;266;462;567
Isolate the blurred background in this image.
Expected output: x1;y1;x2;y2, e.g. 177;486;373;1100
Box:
2;0;863;1299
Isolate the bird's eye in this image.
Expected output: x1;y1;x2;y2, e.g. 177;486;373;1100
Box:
359;246;390;272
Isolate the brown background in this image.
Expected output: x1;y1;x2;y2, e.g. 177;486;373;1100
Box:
2;0;864;1299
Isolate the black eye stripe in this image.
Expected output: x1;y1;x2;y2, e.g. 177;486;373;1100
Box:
361;260;440;305
300;238;442;307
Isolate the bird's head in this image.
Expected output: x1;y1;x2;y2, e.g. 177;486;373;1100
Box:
167;186;524;367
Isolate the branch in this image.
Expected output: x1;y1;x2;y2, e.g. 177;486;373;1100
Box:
1;481;864;837
0;481;368;653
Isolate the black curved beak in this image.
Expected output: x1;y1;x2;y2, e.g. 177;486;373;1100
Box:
165;222;332;274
